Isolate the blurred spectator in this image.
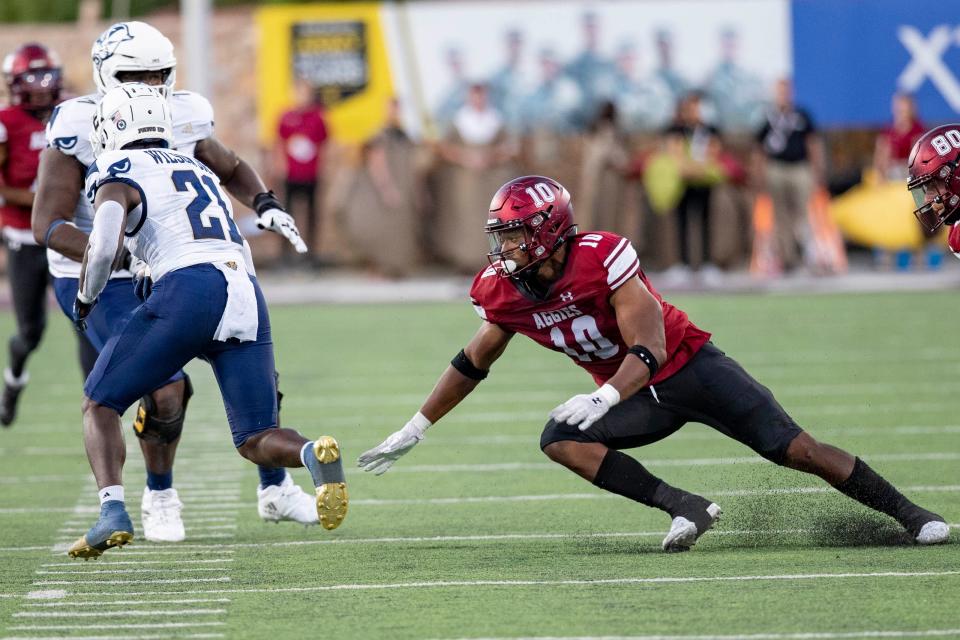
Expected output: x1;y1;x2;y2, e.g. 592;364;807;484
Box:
753;77;825;272
706;27;765;132
612;41;673;132
274;80;327;261
487;30;525;131
434;84;518;273
520;47;582;135
341;98;423;278
873;93;924;182
663;91;725;280
578;101;631;235
434;46;469;130
653;29;688;106
872;93;940;269
563;11;619;129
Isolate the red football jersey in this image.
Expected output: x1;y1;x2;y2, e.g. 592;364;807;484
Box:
470;232;711;386
0;106;45;230
277;106;328;184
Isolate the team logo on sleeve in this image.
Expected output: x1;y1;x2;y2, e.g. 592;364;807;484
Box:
92;23;134;68
106;157;131;177
52;136;77;151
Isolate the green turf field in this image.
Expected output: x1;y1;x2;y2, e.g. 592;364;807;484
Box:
0;290;957;640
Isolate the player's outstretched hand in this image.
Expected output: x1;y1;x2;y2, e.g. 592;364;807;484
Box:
73;296;97;333
357;420;427;475
550;384;620;431
253;191;307;254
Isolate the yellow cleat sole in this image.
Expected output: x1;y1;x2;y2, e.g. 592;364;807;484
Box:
316;482;348;530
67;531;133;559
313;436;341;464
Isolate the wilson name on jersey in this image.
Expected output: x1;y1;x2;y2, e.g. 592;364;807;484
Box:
45;90;215;278
85;148;244;281
470;232;711;386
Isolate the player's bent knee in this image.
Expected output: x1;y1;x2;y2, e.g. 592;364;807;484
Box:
543;440;582;467
132;374;193;445
783;431;819;469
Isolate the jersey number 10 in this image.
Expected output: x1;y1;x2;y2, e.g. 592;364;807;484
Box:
549;315;619;362
171;170;243;245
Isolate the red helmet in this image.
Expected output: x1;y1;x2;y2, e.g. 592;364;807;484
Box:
907;124;960;233
485;175;576;276
2;43;62;112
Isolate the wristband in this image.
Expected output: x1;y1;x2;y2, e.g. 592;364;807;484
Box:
595;383;620;407
405;411;432;438
253;190;283;216
44;219;67;247
628;344;659;380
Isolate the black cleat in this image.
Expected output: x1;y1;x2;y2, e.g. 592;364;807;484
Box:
0;370;27;427
662;494;722;553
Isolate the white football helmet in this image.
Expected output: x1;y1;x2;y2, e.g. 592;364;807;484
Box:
90;83;173;157
91;21;177;97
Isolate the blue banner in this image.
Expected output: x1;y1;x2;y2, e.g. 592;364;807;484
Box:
792;0;960;128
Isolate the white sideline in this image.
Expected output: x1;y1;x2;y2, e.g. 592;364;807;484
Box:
37;570;960;598
35;568;232;575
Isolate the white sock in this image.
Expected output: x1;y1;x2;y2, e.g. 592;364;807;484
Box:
99;485;124;505
299;441;313;467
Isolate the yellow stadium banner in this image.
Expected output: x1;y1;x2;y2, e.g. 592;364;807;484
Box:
255;3;394;145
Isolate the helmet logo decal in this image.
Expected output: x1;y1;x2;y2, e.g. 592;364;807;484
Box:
93;23;134;68
531;215;543;226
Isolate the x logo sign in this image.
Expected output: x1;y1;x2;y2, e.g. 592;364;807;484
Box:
897;25;960;111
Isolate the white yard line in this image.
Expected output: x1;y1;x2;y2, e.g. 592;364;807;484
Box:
23;597;231;607
13;609;227;618
41;570;960;598
7;622;225;630
39;559;234;568
444;630;960;640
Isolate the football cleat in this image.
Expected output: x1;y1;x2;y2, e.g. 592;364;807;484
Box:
257;472;319;525
310;436;348;531
0;368;28;427
141;487;185;542
915;521;950;545
68;500;134;559
662;502;722;553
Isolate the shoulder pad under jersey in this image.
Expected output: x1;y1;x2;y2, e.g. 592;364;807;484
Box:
169;90;215;148
46;94;98;166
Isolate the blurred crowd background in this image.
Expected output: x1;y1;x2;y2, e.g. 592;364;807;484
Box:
0;0;953;283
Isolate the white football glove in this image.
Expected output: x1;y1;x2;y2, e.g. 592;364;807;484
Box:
358;413;431;475
549;384;620;431
257;208;308;254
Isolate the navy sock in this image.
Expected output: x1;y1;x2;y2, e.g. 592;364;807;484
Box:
146;470;173;491
258;466;286;488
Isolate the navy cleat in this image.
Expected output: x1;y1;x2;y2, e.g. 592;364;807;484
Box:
303;436;349;530
68;500;134;559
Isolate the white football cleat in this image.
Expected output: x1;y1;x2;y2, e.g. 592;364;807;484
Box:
257;472;319;525
915;521;950;545
141;487;186;543
662;502;722;552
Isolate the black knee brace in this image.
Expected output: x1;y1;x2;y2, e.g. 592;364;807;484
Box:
132;374;194;444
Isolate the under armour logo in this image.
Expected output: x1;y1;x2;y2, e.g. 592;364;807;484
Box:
560;291;574;303
591;397;603;406
898;25;960;111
